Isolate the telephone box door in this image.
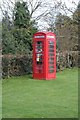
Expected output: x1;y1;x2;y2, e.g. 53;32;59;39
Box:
33;33;46;79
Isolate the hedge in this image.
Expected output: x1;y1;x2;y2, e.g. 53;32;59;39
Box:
2;51;79;78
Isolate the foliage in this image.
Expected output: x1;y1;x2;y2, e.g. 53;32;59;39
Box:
2;11;15;54
13;1;37;52
54;12;78;51
14;2;30;28
2;68;78;118
2;54;32;78
2;2;38;55
1;1;79;80
47;2;79;52
2;51;78;78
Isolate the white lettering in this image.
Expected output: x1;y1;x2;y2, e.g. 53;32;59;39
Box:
47;36;55;39
34;36;45;38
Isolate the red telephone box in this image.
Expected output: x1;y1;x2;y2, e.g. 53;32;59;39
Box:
33;32;56;80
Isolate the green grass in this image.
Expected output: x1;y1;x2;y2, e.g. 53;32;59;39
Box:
2;68;78;118
0;79;2;120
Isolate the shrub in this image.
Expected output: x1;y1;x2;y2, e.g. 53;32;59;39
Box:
2;51;79;78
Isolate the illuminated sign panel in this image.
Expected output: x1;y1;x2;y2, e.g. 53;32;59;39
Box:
47;36;55;39
34;36;45;38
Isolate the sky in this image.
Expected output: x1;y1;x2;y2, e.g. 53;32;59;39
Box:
0;0;79;30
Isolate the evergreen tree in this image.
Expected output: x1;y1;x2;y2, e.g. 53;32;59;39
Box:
14;2;30;28
2;11;16;54
2;2;38;54
13;1;37;53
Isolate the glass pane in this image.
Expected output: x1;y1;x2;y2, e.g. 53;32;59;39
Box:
49;62;54;64
48;40;54;73
49;70;54;73
49;49;54;52
37;41;42;44
36;41;43;52
36;53;43;64
49;58;54;61
49;53;53;55
36;41;43;65
49;45;54;48
49;66;54;69
49;41;54;45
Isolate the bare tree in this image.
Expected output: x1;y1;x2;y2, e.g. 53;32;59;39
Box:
42;0;79;51
0;0;15;19
43;0;79;28
0;0;79;30
0;0;50;20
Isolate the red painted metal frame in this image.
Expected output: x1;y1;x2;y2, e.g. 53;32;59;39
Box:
33;32;56;80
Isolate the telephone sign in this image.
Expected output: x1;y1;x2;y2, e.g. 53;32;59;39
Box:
33;32;56;80
34;36;45;38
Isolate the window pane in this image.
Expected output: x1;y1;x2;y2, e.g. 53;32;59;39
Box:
49;62;54;64
49;70;54;73
48;40;54;73
36;41;43;65
49;66;54;69
49;49;54;52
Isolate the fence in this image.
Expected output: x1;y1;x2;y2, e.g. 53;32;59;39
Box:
2;51;79;78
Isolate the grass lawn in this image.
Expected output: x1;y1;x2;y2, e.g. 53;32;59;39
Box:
2;68;78;118
0;79;2;119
